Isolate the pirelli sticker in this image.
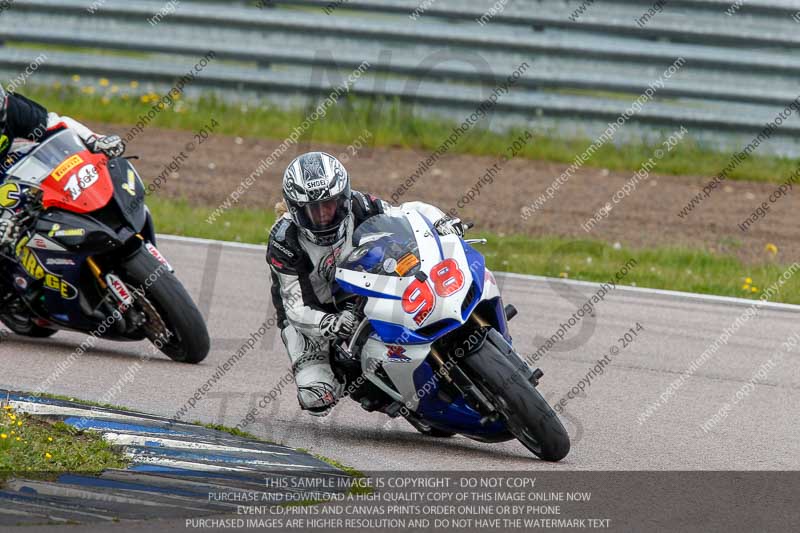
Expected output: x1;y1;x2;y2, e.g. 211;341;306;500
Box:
51;154;84;182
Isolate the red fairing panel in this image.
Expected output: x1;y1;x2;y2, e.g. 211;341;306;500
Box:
40;151;114;213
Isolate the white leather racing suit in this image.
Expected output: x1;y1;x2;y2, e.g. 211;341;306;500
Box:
266;191;449;414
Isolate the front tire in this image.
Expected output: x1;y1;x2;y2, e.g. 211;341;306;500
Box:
122;248;209;364
463;333;570;462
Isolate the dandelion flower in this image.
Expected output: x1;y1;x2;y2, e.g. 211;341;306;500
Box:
559;272;569;278
15;437;20;441
17;421;21;426
745;277;753;284
101;97;110;105
47;437;53;442
751;287;759;293
72;74;81;82
741;284;750;290
130;80;139;88
765;243;778;255
81;86;95;95
0;433;6;439
99;78;110;87
110;85;119;93
45;453;52;459
139;95;150;104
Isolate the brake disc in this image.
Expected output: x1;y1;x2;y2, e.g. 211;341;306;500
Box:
135;293;172;346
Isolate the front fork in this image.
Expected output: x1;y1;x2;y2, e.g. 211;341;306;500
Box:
84;239;153;334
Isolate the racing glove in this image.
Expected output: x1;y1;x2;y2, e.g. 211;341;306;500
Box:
86;134;125;158
0;217;20;252
319;311;358;340
434;215;465;237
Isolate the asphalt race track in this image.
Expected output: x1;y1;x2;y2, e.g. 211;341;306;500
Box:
1;236;798;471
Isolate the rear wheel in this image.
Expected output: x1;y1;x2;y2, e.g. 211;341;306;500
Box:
0;299;57;338
463;334;570;462
121;248;209;364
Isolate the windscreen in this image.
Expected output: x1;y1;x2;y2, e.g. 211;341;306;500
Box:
6;130;87;186
340;214;422;277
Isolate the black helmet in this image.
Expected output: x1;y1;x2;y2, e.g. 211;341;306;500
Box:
282;152;352;246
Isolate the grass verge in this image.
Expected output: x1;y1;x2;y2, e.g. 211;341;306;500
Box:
0;403;128;487
196;424;365;484
148;197;799;304
20;84;800;185
17;392;131;412
196;421;270;442
295;448;372;504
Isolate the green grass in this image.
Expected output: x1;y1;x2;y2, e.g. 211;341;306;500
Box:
19;84;800;185
148;198;799;304
0;404;128;486
296;448;372;499
149;197;275;244
476;235;795;302
194;428;365;482
196;421;272;442
18;392;131;412
308;452;367;482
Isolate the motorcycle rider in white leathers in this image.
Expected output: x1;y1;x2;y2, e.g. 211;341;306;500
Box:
267;152;464;416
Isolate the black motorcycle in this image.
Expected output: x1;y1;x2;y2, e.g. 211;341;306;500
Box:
0;127;209;363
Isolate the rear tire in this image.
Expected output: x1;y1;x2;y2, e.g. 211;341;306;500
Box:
121;248;209;364
0;318;57;338
463;335;570;462
0;300;57;338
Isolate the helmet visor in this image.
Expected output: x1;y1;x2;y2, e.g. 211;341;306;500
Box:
298;196;349;232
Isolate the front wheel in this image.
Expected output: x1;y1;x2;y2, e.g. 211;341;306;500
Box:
463;331;570;462
121;248;209;364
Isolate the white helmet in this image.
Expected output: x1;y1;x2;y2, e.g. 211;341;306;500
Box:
282;152;352;246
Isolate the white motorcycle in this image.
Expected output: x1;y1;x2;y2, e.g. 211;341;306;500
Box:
332;211;569;461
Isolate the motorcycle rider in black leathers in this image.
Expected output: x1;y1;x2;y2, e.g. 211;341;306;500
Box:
0;84;125;249
267;152;464;416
